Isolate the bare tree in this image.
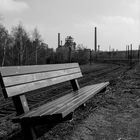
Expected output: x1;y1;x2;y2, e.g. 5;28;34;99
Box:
11;23;29;65
32;27;42;64
0;24;9;66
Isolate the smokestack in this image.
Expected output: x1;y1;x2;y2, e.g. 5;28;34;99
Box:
58;33;60;47
94;27;97;52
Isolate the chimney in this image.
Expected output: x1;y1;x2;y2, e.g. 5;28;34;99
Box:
58;33;60;47
94;27;97;52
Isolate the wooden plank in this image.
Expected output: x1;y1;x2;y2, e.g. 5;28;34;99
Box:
22;82;109;118
51;83;103;115
5;72;82;97
15;82;109;123
52;82;109;117
20;94;74;118
3;68;81;87
20;85;96;119
0;63;79;77
32;85;95;117
40;85;99;116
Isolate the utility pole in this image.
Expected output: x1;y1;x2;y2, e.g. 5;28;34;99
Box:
58;33;60;48
130;44;132;66
126;45;128;59
128;45;130;60
94;27;97;62
138;45;140;61
89;49;92;65
94;27;97;52
109;45;111;59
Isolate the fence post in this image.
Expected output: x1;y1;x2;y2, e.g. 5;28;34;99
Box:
89;50;92;65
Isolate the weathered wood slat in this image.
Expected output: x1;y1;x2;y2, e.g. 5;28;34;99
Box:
18;85;93;119
59;82;109;117
3;68;81;87
15;82;109;121
5;72;82;97
31;85;94;117
0;63;79;77
41;84;99;116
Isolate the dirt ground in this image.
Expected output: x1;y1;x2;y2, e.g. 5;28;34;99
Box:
39;64;140;140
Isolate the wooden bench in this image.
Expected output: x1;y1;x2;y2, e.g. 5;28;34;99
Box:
0;63;109;140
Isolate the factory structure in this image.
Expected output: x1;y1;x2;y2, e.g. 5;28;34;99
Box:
57;27;98;52
55;27;98;63
57;33;76;50
55;28;138;64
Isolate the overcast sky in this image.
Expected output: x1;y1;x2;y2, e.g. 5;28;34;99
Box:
0;0;140;51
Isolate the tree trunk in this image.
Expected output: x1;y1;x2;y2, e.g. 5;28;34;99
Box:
2;39;7;67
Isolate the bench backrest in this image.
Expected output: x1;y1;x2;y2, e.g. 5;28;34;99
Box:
0;63;82;98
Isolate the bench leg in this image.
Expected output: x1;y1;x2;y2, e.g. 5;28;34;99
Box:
21;123;37;140
63;112;73;122
70;79;80;91
83;103;86;107
80;103;86;109
100;87;107;93
12;95;29;116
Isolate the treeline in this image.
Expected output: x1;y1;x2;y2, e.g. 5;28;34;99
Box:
0;23;54;66
1;22;139;67
0;23;91;66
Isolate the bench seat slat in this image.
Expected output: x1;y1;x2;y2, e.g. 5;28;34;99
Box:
30;85;95;117
51;84;102;115
13;82;109;122
18;85;96;119
55;82;109;117
5;72;82;97
40;85;99;117
20;92;74;118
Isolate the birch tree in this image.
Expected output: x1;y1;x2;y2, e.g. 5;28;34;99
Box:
32;27;42;64
11;23;29;65
0;24;9;66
